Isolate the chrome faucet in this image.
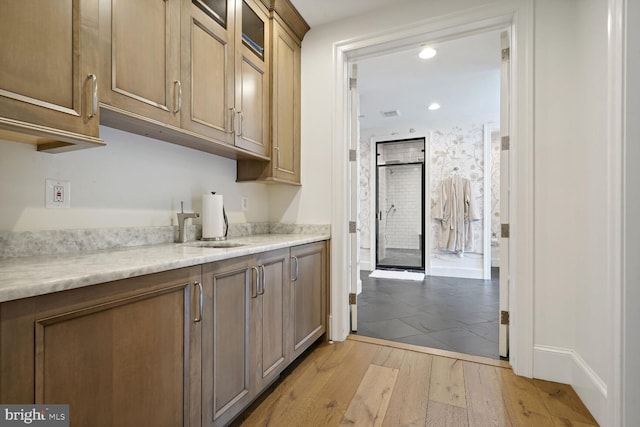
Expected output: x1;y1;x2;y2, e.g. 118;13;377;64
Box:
177;201;199;243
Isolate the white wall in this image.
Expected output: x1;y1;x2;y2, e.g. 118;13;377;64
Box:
269;0;489;225
296;0;621;424
624;0;640;424
0;126;270;231
534;0;613;423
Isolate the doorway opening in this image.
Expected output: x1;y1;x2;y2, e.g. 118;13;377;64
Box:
352;28;507;360
375;138;425;271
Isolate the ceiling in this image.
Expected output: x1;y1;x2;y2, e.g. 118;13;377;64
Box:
288;1;502;136
289;0;400;27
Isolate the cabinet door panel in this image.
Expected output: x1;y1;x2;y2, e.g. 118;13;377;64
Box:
252;249;289;393
113;0;168;106
100;0;180;125
34;284;192;427
236;55;267;154
181;0;235;145
192;23;228;130
272;23;300;182
234;0;269;156
0;0;99;137
203;259;252;427
290;242;327;361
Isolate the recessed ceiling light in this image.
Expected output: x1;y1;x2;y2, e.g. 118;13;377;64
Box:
418;46;437;59
428;102;441;111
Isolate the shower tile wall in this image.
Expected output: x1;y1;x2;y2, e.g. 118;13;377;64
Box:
381;166;422;250
378;140;424;253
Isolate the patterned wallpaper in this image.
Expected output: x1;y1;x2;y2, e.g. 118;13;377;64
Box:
358;123;501;266
430;124;485;253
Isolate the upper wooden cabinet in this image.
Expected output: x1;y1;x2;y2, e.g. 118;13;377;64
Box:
180;0;236;145
99;0;181;126
0;0;105;152
233;0;270;156
237;3;308;184
100;0;272;159
181;0;270;156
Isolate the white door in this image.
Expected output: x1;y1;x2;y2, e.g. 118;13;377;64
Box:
349;63;361;332
499;31;511;358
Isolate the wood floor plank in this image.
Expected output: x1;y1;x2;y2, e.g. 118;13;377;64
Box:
372;346;406;369
237;341;356;426
463;361;511;426
301;341;380;425
430;356;467;408
533;380;598;425
349;334;511;368
236;341;597;427
382;350;432;427
426;400;469;427
496;368;555;426
340;364;399;426
552;416;599;427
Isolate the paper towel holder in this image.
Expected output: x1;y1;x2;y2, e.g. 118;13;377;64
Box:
201;192;229;241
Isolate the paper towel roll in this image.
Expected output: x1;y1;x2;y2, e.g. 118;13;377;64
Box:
202;194;225;239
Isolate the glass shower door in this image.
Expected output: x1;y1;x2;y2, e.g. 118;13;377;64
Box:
375;138;425;271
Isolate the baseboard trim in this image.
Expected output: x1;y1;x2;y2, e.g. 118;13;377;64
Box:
533;345;607;425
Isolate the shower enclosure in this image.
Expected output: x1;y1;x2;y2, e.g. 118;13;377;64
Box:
375;138;425;270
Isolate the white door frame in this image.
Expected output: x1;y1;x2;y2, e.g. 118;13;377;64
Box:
330;0;535;377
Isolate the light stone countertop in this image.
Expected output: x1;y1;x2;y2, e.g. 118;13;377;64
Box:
0;234;330;303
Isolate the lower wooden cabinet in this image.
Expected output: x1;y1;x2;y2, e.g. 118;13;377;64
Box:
290;241;327;361
0;240;328;426
0;266;202;427
201;247;290;426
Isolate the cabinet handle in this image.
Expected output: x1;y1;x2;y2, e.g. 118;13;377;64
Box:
237;111;244;137
291;256;299;282
194;282;203;323
259;264;266;295
174;80;182;113
251;266;259;298
88;74;98;119
228;107;236;134
274;146;280;168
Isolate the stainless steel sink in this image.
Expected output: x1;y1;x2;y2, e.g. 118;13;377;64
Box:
186;241;248;249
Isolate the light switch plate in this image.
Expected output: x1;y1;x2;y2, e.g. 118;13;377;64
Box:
46;179;70;208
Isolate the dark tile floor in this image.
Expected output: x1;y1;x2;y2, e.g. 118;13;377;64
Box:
355;268;502;360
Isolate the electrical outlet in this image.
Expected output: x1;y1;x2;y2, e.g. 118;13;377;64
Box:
241;196;249;212
46;179;70;208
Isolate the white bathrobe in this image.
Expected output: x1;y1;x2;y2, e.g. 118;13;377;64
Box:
432;175;480;252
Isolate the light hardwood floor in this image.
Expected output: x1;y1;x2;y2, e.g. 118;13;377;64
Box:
233;337;598;426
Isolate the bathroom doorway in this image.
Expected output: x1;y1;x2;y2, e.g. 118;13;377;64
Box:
375;138;425;271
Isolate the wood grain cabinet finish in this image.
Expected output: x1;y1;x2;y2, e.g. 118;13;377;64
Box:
0;241;327;426
252;248;290;393
236;6;308;184
0;267;202;427
233;0;271;156
0;0;104;152
202;247;289;426
289;241;327;361
99;0;181;126
180;0;270;156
